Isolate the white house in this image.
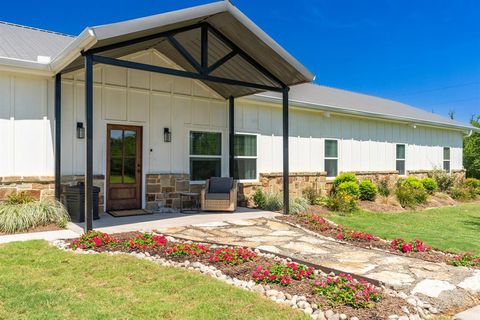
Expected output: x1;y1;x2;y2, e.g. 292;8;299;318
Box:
0;2;476;223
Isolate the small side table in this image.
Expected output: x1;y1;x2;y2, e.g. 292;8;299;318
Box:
179;192;200;213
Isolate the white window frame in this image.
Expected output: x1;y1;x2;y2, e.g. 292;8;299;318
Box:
233;132;258;182
396;144;406;176
443;147;451;173
324;139;339;179
188;129;223;183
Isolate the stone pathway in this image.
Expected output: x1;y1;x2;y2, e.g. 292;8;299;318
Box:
159;217;480;310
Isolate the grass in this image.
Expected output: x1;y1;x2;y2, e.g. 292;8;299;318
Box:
0;241;306;320
326;203;480;254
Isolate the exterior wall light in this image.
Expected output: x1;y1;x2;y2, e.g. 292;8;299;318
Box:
164;127;172;142
76;122;85;139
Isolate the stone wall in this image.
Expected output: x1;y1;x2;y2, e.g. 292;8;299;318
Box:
146;174;190;210
0;176;55;201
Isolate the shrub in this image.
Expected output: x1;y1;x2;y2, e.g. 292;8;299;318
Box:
395;177;428;208
336;181;360;198
431;169;455;192
289;197;310;215
450;185;475;201
312;273;382;308
4;192;35;205
376;177;391;198
390;238;430;253
421;178;438;194
359;179;378;201
252;262;314;286
252;188;266;209
327;192;358;213
263;192;283;211
302;187;322;205
70;230;120;250
336;230;378;242
0;199;69;233
209;247;257;265
333;172;357;189
464;178;480;195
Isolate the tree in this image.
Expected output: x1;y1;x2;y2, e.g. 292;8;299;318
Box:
464;115;480;178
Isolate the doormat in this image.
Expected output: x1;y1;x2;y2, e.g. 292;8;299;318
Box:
108;209;153;218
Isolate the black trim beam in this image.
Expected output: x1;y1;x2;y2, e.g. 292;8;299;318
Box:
207;24;286;88
201;24;208;72
84;54;94;232
86;24;203;55
207;50;237;74
282;87;290;215
54;73;62;201
229;96;235;178
167;35;202;73
91;55;283;92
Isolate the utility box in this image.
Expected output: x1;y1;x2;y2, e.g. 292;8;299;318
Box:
63;185;100;223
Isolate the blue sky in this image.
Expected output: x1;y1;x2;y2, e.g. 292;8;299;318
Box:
3;0;479;123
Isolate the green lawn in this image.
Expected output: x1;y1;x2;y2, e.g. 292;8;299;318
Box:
0;241;306;320
326;203;480;254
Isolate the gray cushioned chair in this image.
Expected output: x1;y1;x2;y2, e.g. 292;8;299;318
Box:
201;177;237;212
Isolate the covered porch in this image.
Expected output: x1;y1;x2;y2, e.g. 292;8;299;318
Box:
53;1;314;231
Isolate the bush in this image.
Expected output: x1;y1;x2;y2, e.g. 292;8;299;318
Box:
431;169;455;192
359;179;378;201
252;188;266;209
263;192;283;212
0;199;69;233
450;185;475;201
4;192;35;205
302;187;322;205
464;178;480;195
376;178;391;197
333;172;357;189
336;181;360;198
395;177;428;208
289;197;310;215
421;178;438;194
327;192;358;213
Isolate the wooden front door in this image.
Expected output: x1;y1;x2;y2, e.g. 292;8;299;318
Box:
106;125;142;210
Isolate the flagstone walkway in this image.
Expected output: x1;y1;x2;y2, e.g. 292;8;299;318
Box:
159;217;480;310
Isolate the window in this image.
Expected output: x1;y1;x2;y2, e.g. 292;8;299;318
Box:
234;134;257;180
396;144;406;175
325;140;338;178
443;147;451;172
189;131;221;181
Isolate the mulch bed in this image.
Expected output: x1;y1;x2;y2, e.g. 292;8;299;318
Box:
277;214;464;267
66;232;413;320
0;224;62;236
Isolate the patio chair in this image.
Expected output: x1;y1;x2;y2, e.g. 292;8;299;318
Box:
201;177;237;212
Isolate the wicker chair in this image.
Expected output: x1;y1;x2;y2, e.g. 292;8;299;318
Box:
201;177;237;212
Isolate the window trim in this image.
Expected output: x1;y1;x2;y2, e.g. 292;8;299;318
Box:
324;139;339;179
443;147;451;173
396;144;406;176
233;132;259;182
188;129;223;183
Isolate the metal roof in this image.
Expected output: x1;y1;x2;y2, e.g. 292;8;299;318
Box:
0;21;74;62
253;83;477;132
57;1;314;98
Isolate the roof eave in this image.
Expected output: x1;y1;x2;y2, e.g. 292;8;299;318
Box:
0;56;54;76
248;94;478;133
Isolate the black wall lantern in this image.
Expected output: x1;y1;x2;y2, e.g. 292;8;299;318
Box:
164;127;171;142
76;122;85;139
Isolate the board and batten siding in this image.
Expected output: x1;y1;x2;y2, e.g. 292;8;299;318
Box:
0;49;464;182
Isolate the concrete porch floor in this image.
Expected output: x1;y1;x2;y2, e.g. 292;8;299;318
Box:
68;207;279;234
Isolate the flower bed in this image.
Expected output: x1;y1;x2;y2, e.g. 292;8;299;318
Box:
278;213;479;269
64;231;417;320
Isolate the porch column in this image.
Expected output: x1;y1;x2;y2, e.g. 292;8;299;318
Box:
282;87;290;214
84;54;94;232
229;96;235;178
54;73;62;201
